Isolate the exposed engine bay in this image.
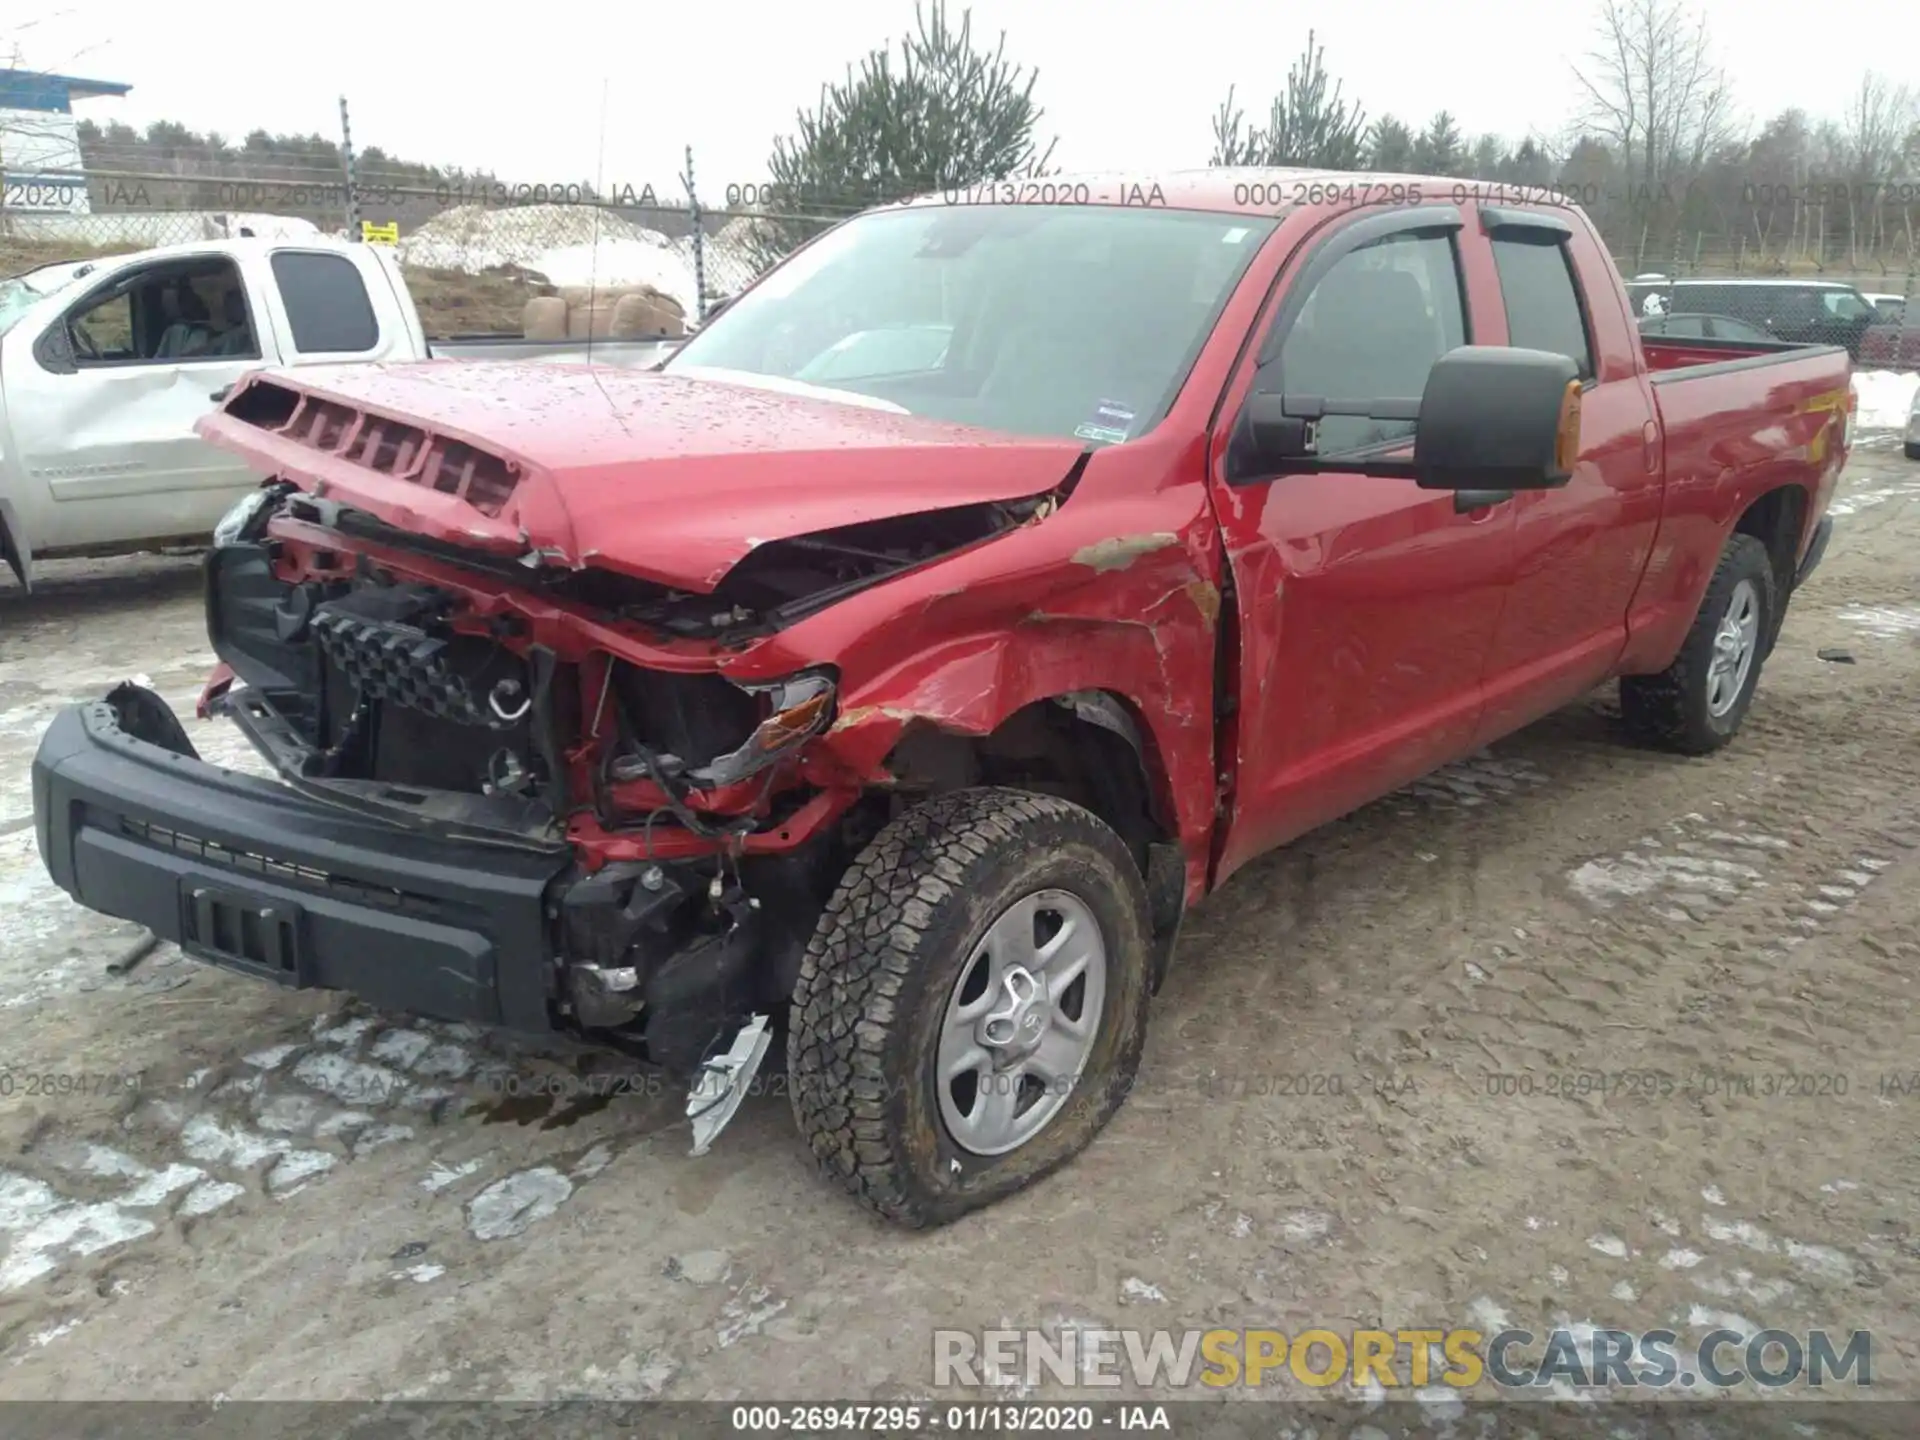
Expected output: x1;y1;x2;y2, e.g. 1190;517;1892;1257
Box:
196;480;1020;1076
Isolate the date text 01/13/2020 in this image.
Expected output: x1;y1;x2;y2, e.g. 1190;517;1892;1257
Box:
728;1404;1173;1432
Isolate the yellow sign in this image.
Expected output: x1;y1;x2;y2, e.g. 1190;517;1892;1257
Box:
360;220;399;245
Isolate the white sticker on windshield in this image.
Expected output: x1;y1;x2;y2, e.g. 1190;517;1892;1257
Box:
1222;227;1250;244
1074;399;1137;445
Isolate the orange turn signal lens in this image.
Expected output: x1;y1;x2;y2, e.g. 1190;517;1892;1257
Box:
687;672;838;789
1554;380;1583;475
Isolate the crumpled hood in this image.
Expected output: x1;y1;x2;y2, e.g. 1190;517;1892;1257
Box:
195;360;1087;591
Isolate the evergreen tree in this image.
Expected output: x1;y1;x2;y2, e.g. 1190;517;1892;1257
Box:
1469;134;1508;179
1507;137;1554;185
1364;116;1416;171
1210;31;1366;168
748;2;1054;271
1411;111;1465;175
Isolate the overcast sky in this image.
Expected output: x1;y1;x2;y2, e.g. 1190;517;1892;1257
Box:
13;0;1917;196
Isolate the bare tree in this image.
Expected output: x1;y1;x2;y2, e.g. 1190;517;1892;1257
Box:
1841;72;1918;258
1571;0;1739;246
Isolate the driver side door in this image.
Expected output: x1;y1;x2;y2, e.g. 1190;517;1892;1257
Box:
11;253;278;551
1206;204;1517;884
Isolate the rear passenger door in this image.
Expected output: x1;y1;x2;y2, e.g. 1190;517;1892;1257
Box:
1471;205;1663;743
256;248;409;367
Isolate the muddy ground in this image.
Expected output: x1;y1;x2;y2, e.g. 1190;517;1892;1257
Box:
0;437;1916;1417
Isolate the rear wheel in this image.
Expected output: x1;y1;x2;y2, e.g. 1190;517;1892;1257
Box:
1620;532;1776;755
788;788;1153;1227
1905;441;1920;462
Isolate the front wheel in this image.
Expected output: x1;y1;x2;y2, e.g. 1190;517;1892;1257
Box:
1620;531;1777;755
788;788;1154;1226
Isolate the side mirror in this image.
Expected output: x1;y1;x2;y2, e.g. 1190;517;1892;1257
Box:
1410;346;1583;492
1230;345;1582;493
701;294;734;324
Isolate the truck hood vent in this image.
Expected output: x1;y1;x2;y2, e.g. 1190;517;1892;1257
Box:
227;380;522;518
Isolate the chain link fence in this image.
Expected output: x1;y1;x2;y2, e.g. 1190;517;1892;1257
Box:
0;163;795;335
5;153;1917;383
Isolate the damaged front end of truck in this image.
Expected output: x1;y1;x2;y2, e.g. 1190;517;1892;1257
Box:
33;362;1210;1153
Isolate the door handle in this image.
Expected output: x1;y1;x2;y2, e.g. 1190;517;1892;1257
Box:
1453;489;1513;514
209;385;232;403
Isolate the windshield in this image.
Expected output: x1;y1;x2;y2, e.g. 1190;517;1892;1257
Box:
0;260;91;338
666;204;1275;443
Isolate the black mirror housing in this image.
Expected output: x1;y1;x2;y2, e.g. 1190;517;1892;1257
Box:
1412;346;1581;491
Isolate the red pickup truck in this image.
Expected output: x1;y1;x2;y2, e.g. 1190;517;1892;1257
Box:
32;172;1854;1226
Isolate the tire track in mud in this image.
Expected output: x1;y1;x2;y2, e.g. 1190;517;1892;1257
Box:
1116;566;1920;1358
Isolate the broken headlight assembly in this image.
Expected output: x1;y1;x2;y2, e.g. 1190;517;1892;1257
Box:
212;482;287;548
689;671;838;789
607;668;838;794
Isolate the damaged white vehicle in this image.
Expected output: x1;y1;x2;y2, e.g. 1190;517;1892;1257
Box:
0;236;681;589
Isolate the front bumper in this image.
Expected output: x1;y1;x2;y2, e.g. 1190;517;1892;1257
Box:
32;697;572;1032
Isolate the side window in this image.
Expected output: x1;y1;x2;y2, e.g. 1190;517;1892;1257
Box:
271;251;379;353
67;286;136;365
1272;230;1467;456
62;258;259;368
1490;236;1594;379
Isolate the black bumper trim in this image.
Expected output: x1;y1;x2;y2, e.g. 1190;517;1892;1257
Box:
1796;514;1832;587
32;700;572;1032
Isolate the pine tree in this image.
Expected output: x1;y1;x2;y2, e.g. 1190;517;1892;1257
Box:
1411;111;1465;175
746;2;1055;272
1365;116;1416;172
1470;134;1508;179
1210;31;1367;169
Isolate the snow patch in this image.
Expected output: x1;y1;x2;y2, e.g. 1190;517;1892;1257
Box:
716;1283;788;1348
1703;1216;1775;1254
466;1167;573;1241
290;1052;412;1108
422;1159;484;1193
179;1180;246;1218
1783;1240;1854;1284
1853;369;1920;429
395;204;704;319
1280;1210;1333;1242
1696;1269;1795;1306
1838;604;1920;641
1687;1304;1757;1334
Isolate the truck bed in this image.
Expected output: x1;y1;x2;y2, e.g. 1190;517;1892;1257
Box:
1624;335;1852;670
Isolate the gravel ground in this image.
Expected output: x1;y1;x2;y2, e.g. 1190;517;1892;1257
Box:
1;437;1916;1415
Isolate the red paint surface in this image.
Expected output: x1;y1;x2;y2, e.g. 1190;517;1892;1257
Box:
194;173;1852;911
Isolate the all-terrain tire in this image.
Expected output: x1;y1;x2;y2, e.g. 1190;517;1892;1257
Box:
788;787;1154;1227
1620;531;1777;755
